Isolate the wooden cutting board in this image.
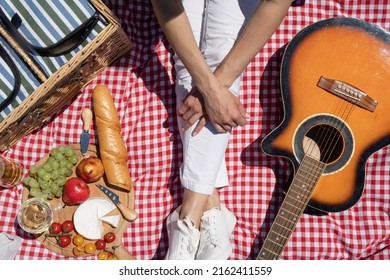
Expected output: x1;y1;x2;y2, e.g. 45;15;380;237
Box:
21;144;136;260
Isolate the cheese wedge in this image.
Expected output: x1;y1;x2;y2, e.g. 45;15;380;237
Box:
99;215;120;228
73;198;117;240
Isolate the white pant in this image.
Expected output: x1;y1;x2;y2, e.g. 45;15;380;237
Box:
175;0;259;195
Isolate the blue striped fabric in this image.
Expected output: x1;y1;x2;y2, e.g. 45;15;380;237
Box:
1;0;107;76
0;0;108;120
0;36;41;121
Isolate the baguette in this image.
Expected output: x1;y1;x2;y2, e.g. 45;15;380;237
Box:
92;84;133;191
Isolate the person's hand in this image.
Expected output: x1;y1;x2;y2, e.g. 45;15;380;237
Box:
177;85;249;135
177;87;207;136
203;86;249;133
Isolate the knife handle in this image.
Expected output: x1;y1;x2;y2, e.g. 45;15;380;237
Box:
117;202;138;222
81;108;93;131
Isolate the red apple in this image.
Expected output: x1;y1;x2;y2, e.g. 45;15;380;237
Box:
76;156;104;183
62;177;90;205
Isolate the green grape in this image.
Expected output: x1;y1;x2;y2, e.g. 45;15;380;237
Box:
28;144;80;201
29;187;40;197
50;148;58;157
57;145;65;154
49;160;60;170
42;188;51;194
54;189;63;198
59;160;68;168
38;193;48;200
23;176;31;185
33;191;42;198
54;152;64;161
46;157;55;164
64;169;73;177
65;162;73;170
40;180;50;189
64;145;75;157
37;168;47;179
50;184;60;194
43;163;52;172
29;165;38;175
37;177;45;186
68;154;79;165
56;176;67;186
41;172;51;182
59;167;68;175
29;178;39;189
51;169;59;179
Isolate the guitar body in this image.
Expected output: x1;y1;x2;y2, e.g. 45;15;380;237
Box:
262;17;390;212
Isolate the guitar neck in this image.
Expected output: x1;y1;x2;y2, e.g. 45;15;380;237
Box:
257;155;326;260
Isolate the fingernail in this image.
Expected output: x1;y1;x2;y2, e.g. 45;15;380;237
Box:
192;131;198;137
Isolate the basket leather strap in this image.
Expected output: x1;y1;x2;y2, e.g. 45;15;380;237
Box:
0;42;21;112
0;7;100;57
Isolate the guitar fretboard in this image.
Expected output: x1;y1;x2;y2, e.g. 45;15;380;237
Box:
257;155;326;260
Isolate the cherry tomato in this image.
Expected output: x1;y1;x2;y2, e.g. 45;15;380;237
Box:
97;251;108;260
57;235;71;247
49;222;62;234
107;254;118;260
84;242;97;254
61;220;75;233
104;232;116;243
73;234;85;246
95;239;106;250
73;245;84;256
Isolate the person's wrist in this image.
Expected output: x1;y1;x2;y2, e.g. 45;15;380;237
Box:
195;72;221;99
214;63;236;90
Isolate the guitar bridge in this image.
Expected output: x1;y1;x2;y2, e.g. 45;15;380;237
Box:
317;76;378;112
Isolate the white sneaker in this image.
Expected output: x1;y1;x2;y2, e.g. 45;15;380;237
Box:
196;205;237;260
165;206;200;260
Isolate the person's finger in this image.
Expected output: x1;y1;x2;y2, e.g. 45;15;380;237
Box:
222;124;232;131
182;113;202;131
177;104;188;117
213;123;230;133
181;109;195;121
191;117;207;136
229;121;239;128
233;112;248;126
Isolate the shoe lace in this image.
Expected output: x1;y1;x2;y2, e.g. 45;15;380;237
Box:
181;234;198;255
201;215;219;247
179;217;199;257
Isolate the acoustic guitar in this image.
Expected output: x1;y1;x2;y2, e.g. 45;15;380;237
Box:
257;17;390;260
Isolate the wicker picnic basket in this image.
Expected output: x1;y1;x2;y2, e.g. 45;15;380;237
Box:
0;0;132;151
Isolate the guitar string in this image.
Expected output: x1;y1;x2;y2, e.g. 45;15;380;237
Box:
261;154;322;259
271;101;353;256
264;91;357;260
260;95;339;259
262;144;326;258
305;89;351;162
314;95;356;167
267;96;344;259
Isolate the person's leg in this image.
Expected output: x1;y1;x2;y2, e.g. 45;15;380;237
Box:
193;0;260;260
165;0;206;260
167;0;259;260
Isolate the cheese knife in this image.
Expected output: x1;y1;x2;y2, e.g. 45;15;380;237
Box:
96;184;138;222
80;108;92;156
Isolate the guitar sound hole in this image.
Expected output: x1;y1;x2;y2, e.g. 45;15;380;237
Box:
303;124;344;164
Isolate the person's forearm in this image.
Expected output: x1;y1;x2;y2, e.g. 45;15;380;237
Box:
151;0;218;97
214;0;291;88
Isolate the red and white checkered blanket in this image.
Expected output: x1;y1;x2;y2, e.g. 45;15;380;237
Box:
1;0;390;260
